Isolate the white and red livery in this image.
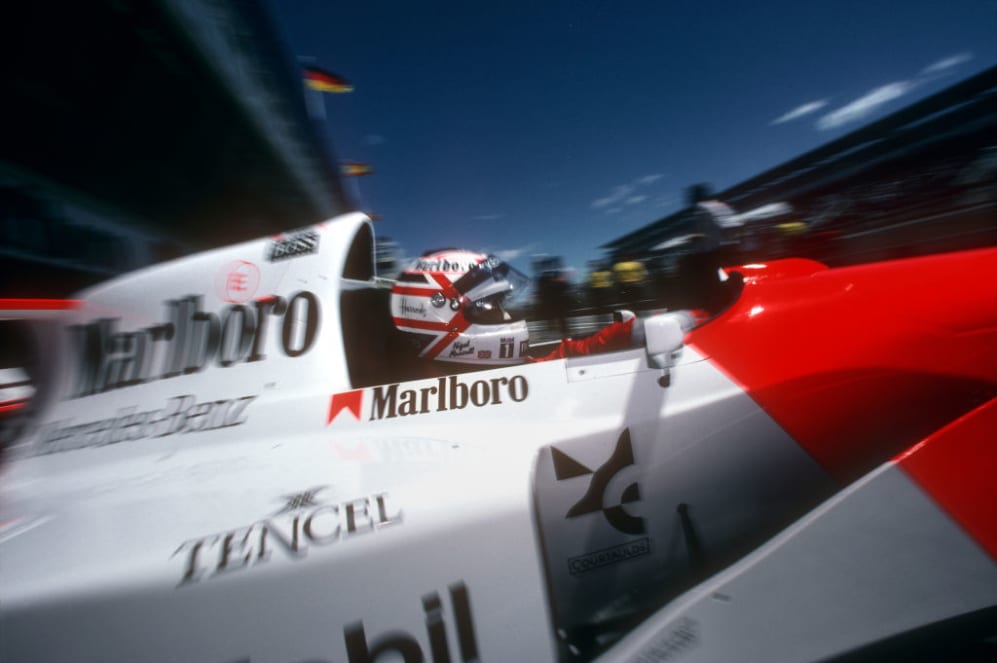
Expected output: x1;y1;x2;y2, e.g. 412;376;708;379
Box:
1;213;994;662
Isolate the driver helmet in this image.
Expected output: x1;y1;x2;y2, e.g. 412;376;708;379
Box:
391;249;530;367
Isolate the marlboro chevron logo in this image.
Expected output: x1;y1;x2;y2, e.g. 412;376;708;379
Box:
328;374;529;423
65;292;320;399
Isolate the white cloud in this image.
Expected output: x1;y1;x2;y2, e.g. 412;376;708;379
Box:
817;82;913;130
793;52;972;134
771;99;829;125
591;183;634;209
472;213;504;221
591;175;664;211
922;52;973;76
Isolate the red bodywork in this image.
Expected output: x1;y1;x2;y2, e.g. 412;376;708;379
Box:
688;248;997;484
898;397;997;559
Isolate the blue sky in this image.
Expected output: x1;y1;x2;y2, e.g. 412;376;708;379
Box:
270;1;996;278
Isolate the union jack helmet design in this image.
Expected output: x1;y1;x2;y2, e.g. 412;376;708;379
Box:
390;249;530;366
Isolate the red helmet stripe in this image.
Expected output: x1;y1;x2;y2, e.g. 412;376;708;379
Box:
392;317;449;331
422;307;473;359
423;321;471;359
393;261;479;361
418;273;478;359
392;274;462;300
429;272;461;300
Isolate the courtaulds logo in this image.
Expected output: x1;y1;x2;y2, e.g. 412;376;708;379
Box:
552;428;645;535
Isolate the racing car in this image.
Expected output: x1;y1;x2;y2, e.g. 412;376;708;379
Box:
1;212;995;662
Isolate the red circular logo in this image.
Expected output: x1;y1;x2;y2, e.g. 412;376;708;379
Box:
217;260;260;303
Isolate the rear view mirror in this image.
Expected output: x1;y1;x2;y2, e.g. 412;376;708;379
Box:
644;314;685;371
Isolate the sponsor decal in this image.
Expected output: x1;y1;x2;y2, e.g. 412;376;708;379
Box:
228;581;478;663
448;340;474;358
328;374;529;424
328;390;363;423
266;229;320;262
519;340;529;358
568;537;651;575
173;488;401;586
273;487;327;515
413;258;477;273
399;299;427;317
553;428;644;535
35;393;256;454
66;292;320;399
477;350;491;359
344;581;478;663
217;260;260;304
635;617;699;662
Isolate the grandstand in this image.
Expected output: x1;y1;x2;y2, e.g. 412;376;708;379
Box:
603;66;997;270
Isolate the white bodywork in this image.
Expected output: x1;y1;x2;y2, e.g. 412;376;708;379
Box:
1;214;992;662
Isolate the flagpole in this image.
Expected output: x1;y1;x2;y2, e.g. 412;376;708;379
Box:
298;58;366;211
351;177;363;212
306;82;327;121
342;165;367;212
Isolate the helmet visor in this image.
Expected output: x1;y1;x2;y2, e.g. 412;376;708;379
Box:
453;256;529;324
453;255;529;301
465;293;525;324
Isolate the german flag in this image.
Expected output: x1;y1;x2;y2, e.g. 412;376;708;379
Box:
304;66;353;93
341;162;373;176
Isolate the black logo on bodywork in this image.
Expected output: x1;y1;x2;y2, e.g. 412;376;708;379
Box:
272;486;327;515
65;292;320;400
553;428;645;535
173;489;401;586
266;229;319;262
568;537;651;575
